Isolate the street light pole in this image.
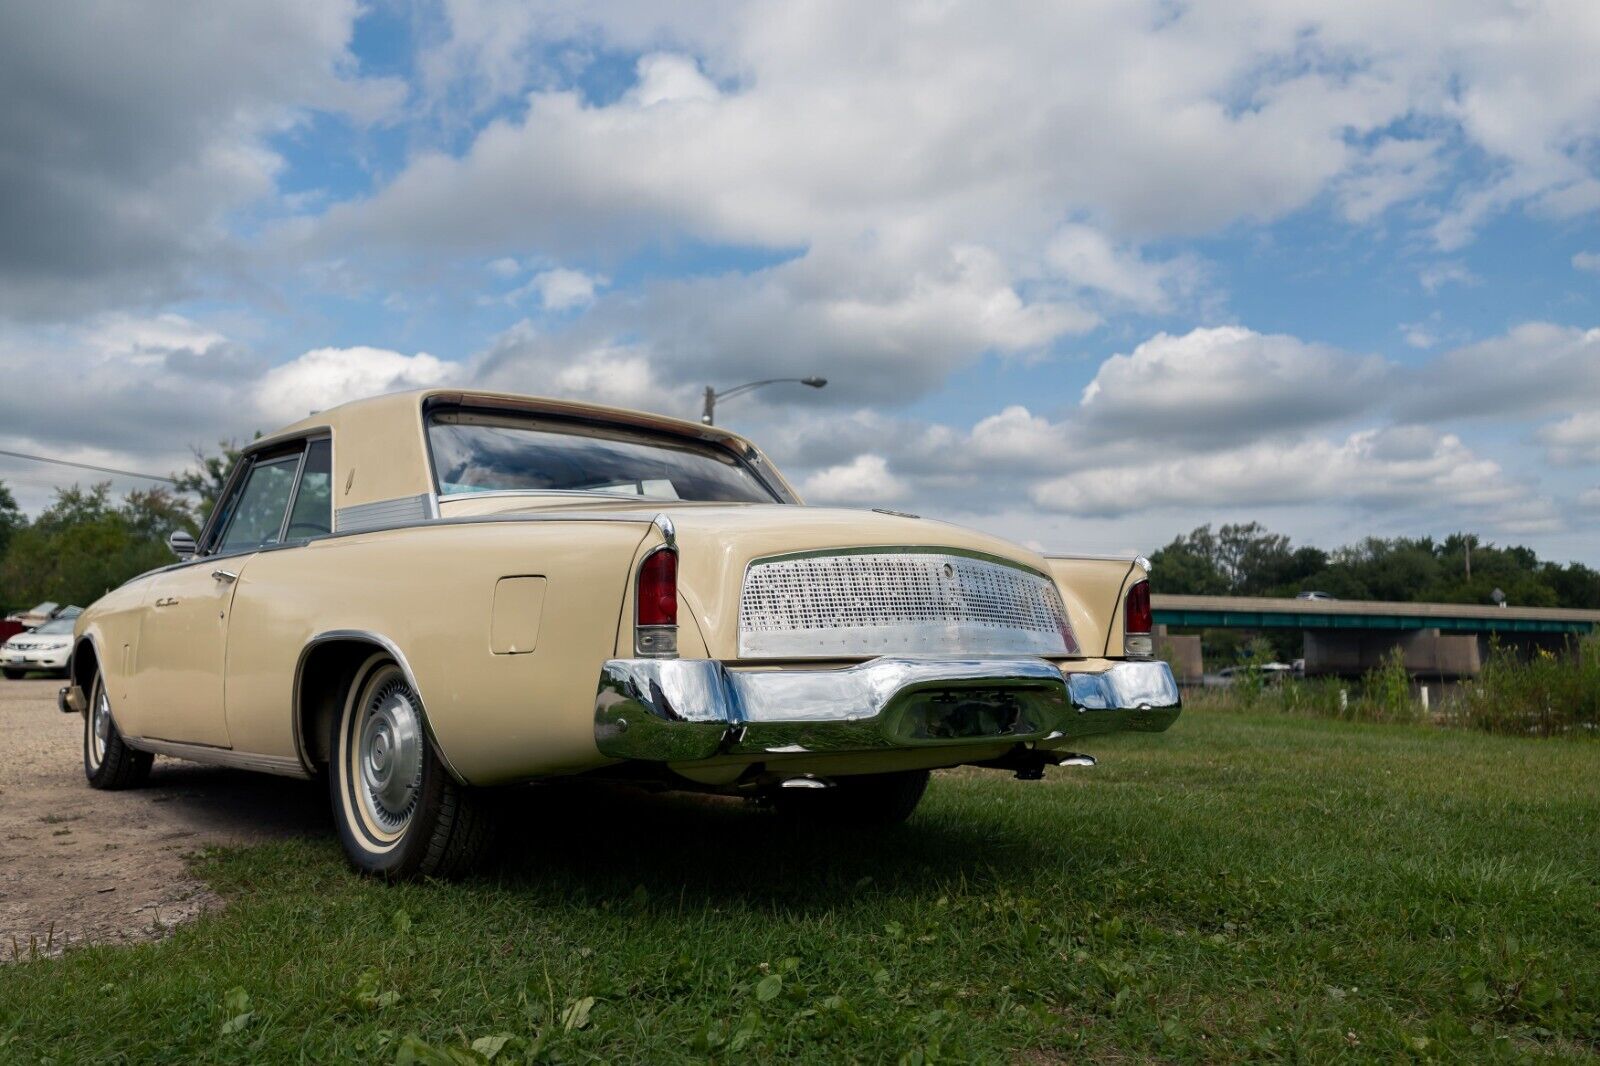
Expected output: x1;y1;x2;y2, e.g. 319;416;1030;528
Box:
700;376;827;425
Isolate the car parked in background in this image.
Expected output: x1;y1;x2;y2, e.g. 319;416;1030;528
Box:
3;617;76;679
1296;590;1337;601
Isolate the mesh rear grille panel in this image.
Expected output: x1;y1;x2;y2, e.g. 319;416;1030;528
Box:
739;551;1077;658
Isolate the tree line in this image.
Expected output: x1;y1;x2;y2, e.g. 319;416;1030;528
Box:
0;443;239;611
1150;522;1600;609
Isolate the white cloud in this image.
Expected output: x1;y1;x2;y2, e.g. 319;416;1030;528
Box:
1419;261;1481;295
801;454;908;505
1401;323;1600;424
519;268;604;311
630;52;720;107
1079;326;1391;444
1539;413;1600;467
1573;251;1600;274
1400;322;1437;350
1335;138;1443;224
0;1;401;319
321;2;1600;265
1030;426;1532;520
1044;225;1199;313
253;346;457;424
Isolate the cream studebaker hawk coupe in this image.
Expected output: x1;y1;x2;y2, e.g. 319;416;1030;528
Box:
64;390;1179;877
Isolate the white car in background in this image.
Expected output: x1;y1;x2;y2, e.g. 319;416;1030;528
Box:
2;617;75;679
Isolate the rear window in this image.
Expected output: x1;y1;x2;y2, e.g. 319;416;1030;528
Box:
427;409;782;504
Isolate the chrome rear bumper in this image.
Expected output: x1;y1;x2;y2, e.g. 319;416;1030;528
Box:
593;657;1180;762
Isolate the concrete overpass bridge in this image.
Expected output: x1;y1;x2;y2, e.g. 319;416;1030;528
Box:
1149;594;1600;680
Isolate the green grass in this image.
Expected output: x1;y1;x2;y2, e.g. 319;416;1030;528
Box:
4;711;1599;1063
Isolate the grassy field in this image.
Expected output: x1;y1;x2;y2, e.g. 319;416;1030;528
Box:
3;709;1598;1063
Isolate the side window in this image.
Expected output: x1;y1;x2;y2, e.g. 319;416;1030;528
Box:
284;439;333;542
216;454;300;554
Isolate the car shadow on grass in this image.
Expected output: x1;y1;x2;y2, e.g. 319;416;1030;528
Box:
480;779;1076;913
142;759;332;841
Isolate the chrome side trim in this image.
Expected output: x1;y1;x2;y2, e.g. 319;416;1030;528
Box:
652;512;676;548
290;629;467;785
121;736;311;779
595;657;1181;762
335;493;438;533
1044;552;1141;563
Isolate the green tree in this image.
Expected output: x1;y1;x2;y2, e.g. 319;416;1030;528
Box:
0;483;197;608
0;479;22;560
172;439;248;526
1150;522;1326;596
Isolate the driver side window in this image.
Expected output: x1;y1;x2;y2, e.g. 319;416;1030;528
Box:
216;454;300;554
205;436;333;556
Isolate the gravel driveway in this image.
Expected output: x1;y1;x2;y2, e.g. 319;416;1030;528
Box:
0;679;324;959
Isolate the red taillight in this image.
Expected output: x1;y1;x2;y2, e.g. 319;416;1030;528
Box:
637;548;678;628
1125;579;1152;635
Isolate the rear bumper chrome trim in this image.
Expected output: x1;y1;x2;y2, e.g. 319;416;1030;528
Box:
594;657;1180;762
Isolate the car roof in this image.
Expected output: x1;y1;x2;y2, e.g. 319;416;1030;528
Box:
247;388;787;512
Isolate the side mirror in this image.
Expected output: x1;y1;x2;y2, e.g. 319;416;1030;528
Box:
167;530;197;561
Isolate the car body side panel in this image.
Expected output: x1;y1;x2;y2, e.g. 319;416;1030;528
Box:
72;577;156;732
221;519;650;784
1045;556;1142;658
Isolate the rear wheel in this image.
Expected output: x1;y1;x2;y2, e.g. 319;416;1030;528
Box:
83;672;153;789
769;769;930;827
328;654;493;879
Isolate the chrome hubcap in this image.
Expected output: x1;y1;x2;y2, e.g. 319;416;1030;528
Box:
89;689;111;767
357;680;422;832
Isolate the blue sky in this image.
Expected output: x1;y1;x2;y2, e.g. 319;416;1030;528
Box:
2;1;1598;563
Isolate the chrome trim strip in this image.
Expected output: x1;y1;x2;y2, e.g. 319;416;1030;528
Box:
753;544;1053;577
121;736;311;779
1043;552;1142;563
594;657;1180;762
120;510;661;583
290;629;467;785
335;492;437;534
652;512;676;548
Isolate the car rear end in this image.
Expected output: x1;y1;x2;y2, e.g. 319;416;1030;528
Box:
594;511;1178;785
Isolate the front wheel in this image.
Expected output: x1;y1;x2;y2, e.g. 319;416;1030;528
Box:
84;672;153;789
769;769;930;827
2;669;24;681
328;655;493;879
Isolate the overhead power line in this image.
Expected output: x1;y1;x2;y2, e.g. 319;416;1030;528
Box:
0;447;179;486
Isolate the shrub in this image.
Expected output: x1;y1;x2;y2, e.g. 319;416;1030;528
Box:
1457;638;1600;738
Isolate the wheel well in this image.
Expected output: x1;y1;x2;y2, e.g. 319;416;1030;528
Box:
295;640;376;772
71;638;99;693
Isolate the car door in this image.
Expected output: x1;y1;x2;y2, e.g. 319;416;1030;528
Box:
134;444;306;747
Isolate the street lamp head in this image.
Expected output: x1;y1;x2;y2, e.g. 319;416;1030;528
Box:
801;376;827;388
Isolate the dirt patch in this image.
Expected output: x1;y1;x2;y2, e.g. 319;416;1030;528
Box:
0;680;326;959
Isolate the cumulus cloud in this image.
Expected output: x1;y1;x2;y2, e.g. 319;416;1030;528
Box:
0;1;400;319
320;2;1600;261
254;347;457;425
519;268;604;311
1030;427;1531;518
801;455;909;505
1539;414;1600;467
1573;252;1600;274
1078;326;1391;445
1399;323;1600;424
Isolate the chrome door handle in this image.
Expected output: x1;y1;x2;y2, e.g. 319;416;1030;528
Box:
211;569;238;583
